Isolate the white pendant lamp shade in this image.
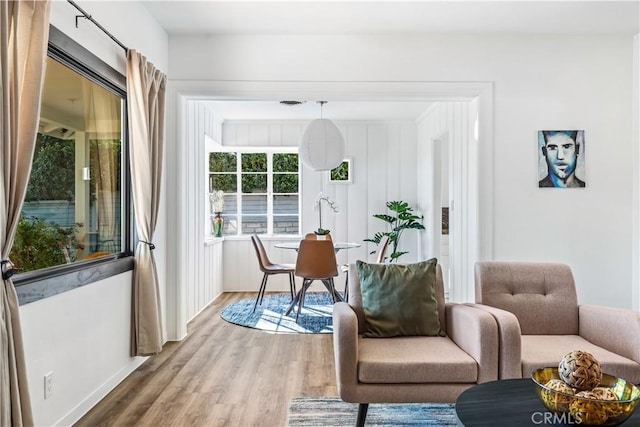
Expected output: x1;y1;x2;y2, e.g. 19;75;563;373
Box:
299;118;345;171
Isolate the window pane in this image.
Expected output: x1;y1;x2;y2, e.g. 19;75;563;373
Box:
12;56;123;272
241;153;267;172
242;216;267;235
274;195;298;215
242;195;267;214
222;215;238;235
274;195;298;235
210;174;237;192
273;174;298;194
274;216;299;235
241;173;267;193
273;153;298;172
210;152;237;172
221;194;237;215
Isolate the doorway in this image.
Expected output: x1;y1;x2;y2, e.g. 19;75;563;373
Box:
164;81;493;340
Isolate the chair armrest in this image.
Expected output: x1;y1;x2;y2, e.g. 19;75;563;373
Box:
332;302;359;401
446;303;498;383
466;303;522;379
580;305;640;365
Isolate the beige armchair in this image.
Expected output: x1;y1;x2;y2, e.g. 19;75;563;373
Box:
472;261;640;383
333;263;498;427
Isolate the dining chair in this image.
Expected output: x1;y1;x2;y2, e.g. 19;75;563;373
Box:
343;235;390;302
250;234;296;312
292;239;339;322
304;232;332;241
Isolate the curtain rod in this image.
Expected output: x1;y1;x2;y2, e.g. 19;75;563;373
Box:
67;0;128;52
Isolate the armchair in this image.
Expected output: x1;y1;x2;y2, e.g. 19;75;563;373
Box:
472;261;640;383
333;262;498;427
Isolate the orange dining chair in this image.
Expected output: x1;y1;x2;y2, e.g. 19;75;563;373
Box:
289;239;339;322
342;235;389;301
250;234;296;312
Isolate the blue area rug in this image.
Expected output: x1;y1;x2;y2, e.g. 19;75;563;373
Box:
220;292;334;333
287;397;457;426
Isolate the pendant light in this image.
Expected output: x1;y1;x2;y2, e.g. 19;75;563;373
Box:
299;101;345;171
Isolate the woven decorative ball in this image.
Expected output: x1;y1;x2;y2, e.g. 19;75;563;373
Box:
558;350;602;391
591;387;619;401
542;379;575;412
591;388;625;418
570;391;609;425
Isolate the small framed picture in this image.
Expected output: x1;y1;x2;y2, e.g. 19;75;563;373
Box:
538;130;585;188
328;158;352;184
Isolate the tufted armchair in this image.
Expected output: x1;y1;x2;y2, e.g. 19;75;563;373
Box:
472;261;640;383
333;263;498;427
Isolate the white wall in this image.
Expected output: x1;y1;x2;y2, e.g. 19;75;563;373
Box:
19;2;169;426
220;119;421;292
417;101;478;303
168;33;635;308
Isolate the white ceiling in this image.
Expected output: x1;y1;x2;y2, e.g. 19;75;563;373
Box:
141;0;640;121
142;1;640;36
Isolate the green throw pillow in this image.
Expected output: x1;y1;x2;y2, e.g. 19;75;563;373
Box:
357;258;443;338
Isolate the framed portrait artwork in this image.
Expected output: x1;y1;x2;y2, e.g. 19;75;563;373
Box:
538;130;585;188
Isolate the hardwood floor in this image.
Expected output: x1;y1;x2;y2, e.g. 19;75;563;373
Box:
75;292;338;427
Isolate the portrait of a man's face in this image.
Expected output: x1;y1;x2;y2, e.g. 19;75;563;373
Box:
538;130;585;188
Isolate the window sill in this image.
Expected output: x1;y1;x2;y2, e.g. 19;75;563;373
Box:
14;256;134;305
204;236;224;246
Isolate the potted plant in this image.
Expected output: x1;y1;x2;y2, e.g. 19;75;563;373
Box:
365;200;425;262
315;192;338;239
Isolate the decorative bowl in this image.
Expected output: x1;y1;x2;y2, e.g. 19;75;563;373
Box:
532;367;640;426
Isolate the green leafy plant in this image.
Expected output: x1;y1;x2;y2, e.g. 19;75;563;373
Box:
10;215;83;272
364;200;425;262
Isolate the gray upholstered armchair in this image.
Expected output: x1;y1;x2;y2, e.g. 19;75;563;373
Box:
472;261;640;383
332;263;498;427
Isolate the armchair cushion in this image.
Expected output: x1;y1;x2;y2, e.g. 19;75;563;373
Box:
358;336;478;384
521;335;640;384
357;258;443;338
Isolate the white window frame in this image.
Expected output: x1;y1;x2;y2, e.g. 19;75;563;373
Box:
207;145;300;237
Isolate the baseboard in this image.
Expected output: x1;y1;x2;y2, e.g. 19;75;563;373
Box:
56;356;147;426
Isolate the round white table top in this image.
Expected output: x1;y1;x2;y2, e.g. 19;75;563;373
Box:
274;241;361;251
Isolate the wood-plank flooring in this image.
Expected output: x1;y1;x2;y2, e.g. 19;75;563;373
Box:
75;292;338;427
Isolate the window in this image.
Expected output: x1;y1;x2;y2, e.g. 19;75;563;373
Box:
209;150;300;236
12;26;131;287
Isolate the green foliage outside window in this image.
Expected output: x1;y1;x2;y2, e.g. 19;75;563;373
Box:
273;153;298;172
241;153;267;172
25;134;75;202
209;152;299;194
209;152;237;172
10;215;82;272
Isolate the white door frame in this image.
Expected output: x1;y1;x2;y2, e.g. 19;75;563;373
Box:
164;80;494;340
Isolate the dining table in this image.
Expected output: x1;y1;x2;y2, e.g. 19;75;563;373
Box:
274;241;361;252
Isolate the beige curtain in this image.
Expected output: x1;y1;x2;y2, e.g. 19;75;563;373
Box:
83;82;121;252
0;1;51;426
127;50;166;356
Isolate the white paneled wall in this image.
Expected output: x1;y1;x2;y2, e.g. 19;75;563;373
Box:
180;101;225;328
417;101;478;303
221;118;423;292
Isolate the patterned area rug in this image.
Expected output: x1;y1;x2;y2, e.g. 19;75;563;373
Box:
220;292;334;333
287;397;457;426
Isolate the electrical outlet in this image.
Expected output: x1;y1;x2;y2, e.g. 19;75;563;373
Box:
44;371;53;399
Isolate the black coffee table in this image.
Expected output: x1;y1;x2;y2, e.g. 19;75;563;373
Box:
455;378;640;426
